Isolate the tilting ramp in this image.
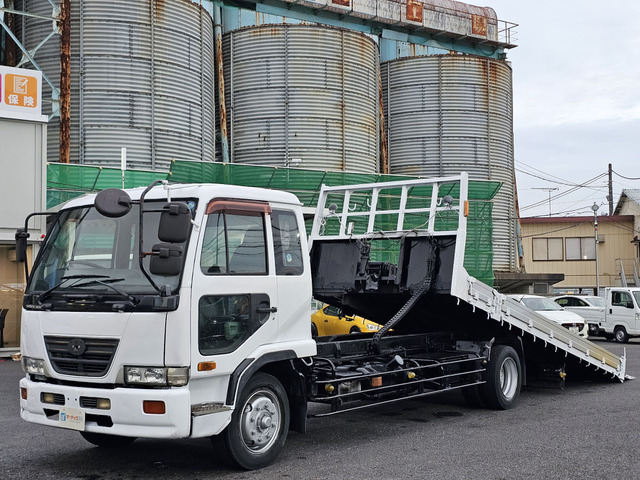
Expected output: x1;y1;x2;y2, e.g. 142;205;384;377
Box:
455;276;627;381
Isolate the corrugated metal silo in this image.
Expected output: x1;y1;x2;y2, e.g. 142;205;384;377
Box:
20;0;214;170
222;24;379;173
381;54;516;270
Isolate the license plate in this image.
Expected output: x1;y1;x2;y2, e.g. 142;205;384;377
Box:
569;327;578;334
59;407;86;431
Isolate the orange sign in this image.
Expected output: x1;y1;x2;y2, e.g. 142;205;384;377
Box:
472;15;488;36
0;65;44;121
5;73;38;108
406;0;423;23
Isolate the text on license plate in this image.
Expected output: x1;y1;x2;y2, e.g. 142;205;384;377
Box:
59;407;86;431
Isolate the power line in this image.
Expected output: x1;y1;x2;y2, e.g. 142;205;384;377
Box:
613;169;640;181
519;173;607;211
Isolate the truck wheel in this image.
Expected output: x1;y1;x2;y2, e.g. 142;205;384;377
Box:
220;372;289;470
349;327;361;334
614;326;629;343
311;323;318;338
481;345;521;410
80;432;137;448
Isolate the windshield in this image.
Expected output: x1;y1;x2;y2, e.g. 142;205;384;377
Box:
521;297;563;311
634;292;640;308
27;200;192;311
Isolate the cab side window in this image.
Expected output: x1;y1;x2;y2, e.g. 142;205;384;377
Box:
612;291;633;308
201;212;267;275
271;210;303;276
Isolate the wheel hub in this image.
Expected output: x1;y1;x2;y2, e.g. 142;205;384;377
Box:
240;390;280;452
499;357;518;400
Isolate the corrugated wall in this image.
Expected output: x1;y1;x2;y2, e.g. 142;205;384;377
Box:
19;0;214;169
222;24;380;172
381;54;516;270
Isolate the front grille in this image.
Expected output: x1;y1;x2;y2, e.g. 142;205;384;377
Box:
80;396;98;408
44;336;119;377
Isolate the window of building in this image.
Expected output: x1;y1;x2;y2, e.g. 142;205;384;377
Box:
565;237;595;261
532;237;563;261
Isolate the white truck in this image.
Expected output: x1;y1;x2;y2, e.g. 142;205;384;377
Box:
16;174;626;469
598;287;640;342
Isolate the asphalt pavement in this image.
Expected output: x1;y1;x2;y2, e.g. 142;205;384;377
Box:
1;339;639;479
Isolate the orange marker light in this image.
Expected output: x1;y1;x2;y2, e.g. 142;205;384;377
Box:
371;377;383;387
21;387;27;400
464;200;469;217
143;400;166;415
198;362;217;372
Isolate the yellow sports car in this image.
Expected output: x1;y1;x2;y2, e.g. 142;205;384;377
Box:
311;304;384;337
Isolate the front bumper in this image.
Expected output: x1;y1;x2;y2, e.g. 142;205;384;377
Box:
20;377;192;439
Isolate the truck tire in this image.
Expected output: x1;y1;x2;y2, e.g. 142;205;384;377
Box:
481;345;521;410
614;326;629;343
219;372;289;470
80;432;137;448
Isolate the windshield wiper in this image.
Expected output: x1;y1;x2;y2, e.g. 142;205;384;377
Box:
74;278;139;306
37;274;111;304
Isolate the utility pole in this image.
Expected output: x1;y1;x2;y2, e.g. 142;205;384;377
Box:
533;187;559;216
608;163;614;215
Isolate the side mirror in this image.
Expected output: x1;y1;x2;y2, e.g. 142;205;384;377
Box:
158;202;191;243
15;228;30;263
95;188;132;218
149;243;184;276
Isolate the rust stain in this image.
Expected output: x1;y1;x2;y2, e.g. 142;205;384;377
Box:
378;71;389;174
155;0;166;21
331;0;351;7
216;29;228;148
4;9;19;66
59;0;71;163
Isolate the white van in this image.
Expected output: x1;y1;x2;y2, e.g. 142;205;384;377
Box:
599;287;640;342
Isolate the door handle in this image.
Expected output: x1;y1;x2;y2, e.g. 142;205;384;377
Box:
257;306;277;314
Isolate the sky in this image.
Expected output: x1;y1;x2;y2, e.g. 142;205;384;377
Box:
482;1;640;218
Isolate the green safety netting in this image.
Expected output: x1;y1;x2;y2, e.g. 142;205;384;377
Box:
46;160;499;285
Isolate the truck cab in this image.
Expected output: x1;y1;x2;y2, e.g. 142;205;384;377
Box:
19;183;315;463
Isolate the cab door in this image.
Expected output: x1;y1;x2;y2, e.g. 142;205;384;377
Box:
190;200;279;400
609;289;637;333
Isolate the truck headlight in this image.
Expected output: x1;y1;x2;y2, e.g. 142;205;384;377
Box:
124;366;189;386
22;356;47;376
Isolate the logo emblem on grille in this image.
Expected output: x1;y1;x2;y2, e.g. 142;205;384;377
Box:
68;338;87;356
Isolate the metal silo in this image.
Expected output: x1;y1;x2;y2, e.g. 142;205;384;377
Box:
381;54;516;271
222;24;379;173
19;0;214;170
